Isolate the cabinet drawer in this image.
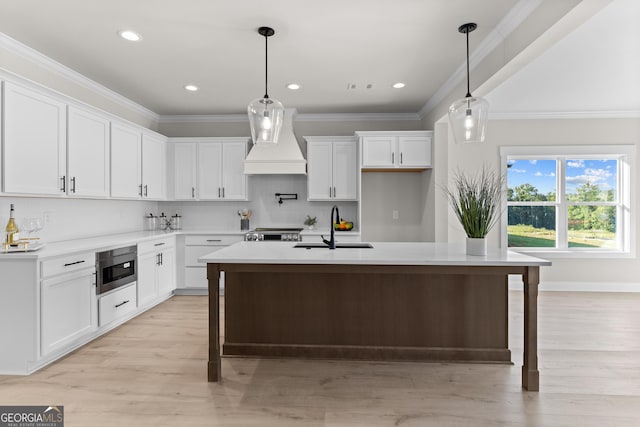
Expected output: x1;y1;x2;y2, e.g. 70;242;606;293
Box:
184;235;241;246
185;246;225;266
41;251;95;278
98;284;137;326
138;236;175;254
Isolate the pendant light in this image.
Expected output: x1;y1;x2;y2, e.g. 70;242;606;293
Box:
248;26;284;145
448;23;489;144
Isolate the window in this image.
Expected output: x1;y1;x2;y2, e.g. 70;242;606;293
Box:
500;145;634;256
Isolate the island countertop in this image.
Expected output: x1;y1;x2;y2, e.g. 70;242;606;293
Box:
199;241;551;267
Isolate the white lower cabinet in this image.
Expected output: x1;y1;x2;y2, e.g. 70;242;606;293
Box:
40;256;97;356
181;234;242;290
98;284;137;326
137;236;176;307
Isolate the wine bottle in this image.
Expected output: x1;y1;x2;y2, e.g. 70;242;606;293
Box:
5;204;20;246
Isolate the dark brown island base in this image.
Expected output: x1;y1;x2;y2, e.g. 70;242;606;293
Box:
202;242;550;391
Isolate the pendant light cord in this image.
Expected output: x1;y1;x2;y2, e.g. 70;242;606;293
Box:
264;33;269;99
465;29;471;98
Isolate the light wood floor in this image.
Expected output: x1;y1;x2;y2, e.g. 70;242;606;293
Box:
1;292;640;426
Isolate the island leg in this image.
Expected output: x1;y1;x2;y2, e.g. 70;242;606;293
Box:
207;263;221;382
522;266;539;391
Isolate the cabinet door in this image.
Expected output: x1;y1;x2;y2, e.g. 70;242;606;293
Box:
174;143;197;200
398;136;431;168
197;143;223;200
142;134;166;199
67;106;110;197
221;142;248;200
3;82;67;195
41;268;97;355
157;247;176;296
110;122;142;199
332;141;357;200
307;141;333;200
137;251;158;307
361;136;396;168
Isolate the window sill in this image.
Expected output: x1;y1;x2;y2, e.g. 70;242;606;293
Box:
509;248;634;259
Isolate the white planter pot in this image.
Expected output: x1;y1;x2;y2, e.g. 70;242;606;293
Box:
466;237;487;256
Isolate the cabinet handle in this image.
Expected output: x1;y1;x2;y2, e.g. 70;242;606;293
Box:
333;186;336;198
400;152;403;164
192;187;195;198
70;176;76;193
392;152;395;164
156;253;161;266
160;252;163;265
144;185;148;197
329;186;332;198
114;300;130;308
154;242;165;246
139;184;143;196
63;260;85;267
60;176;66;192
218;188;221;198
206;239;222;242
222;187;225;198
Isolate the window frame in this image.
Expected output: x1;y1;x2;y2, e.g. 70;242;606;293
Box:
500;145;635;258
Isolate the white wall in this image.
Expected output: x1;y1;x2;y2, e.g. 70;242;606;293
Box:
0;198;157;243
435;117;640;285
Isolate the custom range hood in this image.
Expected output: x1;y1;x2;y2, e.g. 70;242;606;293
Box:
244;109;307;175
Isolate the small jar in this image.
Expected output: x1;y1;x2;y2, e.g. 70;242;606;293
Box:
145;214;157;231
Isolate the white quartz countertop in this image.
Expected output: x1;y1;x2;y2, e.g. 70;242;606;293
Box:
0;229;245;260
199;241;552;267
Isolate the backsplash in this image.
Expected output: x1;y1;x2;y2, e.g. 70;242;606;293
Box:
159;175;358;232
0;198;157;243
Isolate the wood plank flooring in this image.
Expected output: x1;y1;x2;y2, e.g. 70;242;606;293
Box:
1;292;639;426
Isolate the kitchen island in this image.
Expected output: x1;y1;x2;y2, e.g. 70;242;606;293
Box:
201;241;551;391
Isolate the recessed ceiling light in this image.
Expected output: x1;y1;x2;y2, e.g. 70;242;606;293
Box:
393;82;406;89
118;30;142;42
287;83;301;90
184;84;199;92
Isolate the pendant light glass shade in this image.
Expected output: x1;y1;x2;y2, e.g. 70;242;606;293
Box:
248;26;284;145
448;23;489;144
248;97;284;144
448;95;489;143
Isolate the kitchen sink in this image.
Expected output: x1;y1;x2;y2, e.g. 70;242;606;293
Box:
294;242;374;249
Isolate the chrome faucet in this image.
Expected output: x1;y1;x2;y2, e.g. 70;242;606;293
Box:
322;205;340;249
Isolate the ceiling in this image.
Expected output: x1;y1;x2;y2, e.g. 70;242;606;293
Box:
0;0;626;117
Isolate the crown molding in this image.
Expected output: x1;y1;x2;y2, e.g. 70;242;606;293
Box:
418;0;542;119
0;32;159;122
489;110;640;120
157;114;248;124
158;112;422;124
294;112;421;122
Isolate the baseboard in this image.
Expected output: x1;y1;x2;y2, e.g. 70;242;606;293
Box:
508;276;640;292
173;288;209;296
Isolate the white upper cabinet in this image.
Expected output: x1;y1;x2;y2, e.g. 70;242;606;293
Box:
67;106;110;197
219;141;248;200
2;81;67;195
110;121;142;199
172;138;248;201
141;132;167;200
173;143;198;200
306;136;357;201
358;131;432;170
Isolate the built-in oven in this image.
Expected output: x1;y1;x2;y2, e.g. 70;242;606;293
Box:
96;245;137;295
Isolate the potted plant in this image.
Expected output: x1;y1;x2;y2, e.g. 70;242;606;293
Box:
304;215;317;230
444;166;505;255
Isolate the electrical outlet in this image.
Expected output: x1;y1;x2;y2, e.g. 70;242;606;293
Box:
43;211;52;224
392;210;399;220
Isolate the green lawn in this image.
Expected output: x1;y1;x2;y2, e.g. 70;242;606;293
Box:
508;224;615;248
